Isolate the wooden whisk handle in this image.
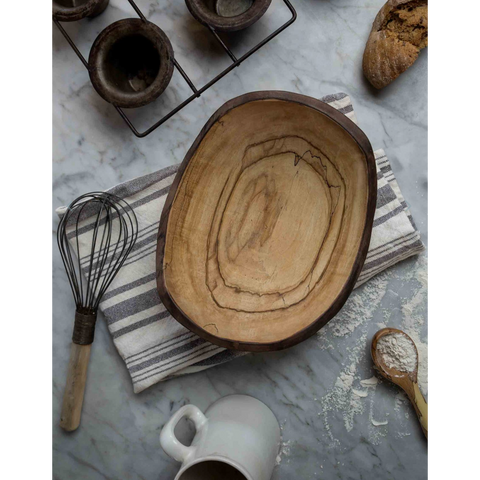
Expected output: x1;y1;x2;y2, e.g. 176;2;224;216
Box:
60;311;96;432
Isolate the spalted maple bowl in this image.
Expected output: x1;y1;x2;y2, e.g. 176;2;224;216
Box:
156;91;377;351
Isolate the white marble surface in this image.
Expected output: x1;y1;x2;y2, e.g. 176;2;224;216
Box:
53;1;428;479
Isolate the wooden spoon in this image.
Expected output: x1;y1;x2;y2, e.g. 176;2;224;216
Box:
371;328;428;439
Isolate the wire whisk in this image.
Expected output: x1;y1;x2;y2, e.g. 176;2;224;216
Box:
58;192;138;315
57;192;138;431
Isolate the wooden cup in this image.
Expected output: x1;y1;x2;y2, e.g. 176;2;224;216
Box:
53;0;109;22
88;18;174;108
185;0;272;32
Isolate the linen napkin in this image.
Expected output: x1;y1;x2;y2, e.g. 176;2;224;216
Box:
57;93;425;393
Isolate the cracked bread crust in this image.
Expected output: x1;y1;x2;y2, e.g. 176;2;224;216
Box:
363;0;428;89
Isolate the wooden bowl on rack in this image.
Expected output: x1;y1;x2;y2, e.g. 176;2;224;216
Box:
156;91;377;352
53;0;109;22
185;0;272;32
88;19;174;109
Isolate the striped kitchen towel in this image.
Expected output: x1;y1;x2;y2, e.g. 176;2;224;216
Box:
56;93;425;393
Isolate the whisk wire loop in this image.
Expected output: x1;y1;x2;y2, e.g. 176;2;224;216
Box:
57;192;138;316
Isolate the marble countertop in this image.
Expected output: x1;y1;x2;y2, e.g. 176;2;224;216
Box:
53;1;428;479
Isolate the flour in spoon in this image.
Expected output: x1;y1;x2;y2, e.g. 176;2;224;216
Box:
314;256;427;445
376;333;417;372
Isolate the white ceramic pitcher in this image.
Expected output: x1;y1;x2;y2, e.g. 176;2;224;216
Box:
160;394;281;480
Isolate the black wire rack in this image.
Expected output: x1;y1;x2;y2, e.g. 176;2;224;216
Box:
53;0;297;138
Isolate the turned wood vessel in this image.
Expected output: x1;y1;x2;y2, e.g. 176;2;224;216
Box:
157;91;377;351
88;19;174;109
185;0;272;32
53;0;109;22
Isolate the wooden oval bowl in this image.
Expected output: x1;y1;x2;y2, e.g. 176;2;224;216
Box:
157;91;377;351
185;0;272;32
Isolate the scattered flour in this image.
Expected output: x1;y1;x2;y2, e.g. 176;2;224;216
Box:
315;255;428;445
371;418;388;427
376;332;417;372
275;439;292;466
394;391;408;412
402;263;427;330
401;256;428;394
275;422;292;467
352;389;368;398
406;329;428;395
319;274;390;340
360;376;378;387
317;274;389;440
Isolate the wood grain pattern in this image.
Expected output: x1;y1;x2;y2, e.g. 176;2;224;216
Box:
372;328;428;439
60;343;92;432
156;91;377;351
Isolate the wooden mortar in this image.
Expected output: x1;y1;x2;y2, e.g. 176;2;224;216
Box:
88;18;174;108
53;0;109;22
185;0;272;32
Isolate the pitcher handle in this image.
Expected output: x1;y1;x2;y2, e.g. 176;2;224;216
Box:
160;404;208;463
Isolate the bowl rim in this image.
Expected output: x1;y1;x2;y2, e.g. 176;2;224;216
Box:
185;0;272;32
156;90;377;352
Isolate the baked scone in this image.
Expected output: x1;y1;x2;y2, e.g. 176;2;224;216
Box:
363;0;428;89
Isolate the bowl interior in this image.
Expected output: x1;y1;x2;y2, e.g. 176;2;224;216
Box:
104;34;161;94
88;19;174;108
209;0;254;17
158;94;375;350
186;0;270;31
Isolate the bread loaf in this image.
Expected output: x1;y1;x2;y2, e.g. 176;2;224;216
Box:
363;0;428;89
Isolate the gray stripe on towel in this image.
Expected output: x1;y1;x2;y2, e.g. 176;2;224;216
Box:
376;184;397;209
112;310;171;339
129;338;209;374
105;288;161;324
